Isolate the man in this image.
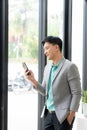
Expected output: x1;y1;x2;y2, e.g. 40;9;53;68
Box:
25;36;81;130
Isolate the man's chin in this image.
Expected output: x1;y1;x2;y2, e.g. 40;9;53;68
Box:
47;57;51;60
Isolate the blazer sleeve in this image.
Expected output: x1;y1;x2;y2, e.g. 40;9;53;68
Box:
67;63;81;112
33;66;47;96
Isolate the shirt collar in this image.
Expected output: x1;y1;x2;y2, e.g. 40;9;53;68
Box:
52;57;63;68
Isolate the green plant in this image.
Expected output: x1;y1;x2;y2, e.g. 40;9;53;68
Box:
82;90;87;103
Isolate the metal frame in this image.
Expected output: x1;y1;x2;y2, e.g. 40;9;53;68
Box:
38;0;47;130
0;0;8;130
63;0;72;60
82;0;87;90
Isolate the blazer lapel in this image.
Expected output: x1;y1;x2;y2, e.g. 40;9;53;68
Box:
45;57;66;95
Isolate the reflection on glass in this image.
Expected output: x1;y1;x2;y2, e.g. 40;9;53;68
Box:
8;0;38;130
47;0;64;40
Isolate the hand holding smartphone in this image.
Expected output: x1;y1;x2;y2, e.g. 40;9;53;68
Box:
22;62;30;75
22;62;38;88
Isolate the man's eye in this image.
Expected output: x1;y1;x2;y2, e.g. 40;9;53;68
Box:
46;47;49;50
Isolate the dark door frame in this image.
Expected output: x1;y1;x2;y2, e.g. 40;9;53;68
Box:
0;0;8;130
63;0;72;60
38;0;47;130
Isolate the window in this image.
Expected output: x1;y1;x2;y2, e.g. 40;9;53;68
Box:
47;0;64;40
8;0;39;130
71;0;83;118
72;0;83;85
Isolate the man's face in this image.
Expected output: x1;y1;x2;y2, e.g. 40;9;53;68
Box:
43;42;58;60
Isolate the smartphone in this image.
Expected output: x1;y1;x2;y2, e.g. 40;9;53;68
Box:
22;62;30;75
22;62;29;70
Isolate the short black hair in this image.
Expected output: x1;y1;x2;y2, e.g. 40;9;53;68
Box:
42;36;62;52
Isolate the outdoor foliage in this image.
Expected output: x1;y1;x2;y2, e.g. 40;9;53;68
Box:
9;0;38;62
82;90;87;103
8;0;61;63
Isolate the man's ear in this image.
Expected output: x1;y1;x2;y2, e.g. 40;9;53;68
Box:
56;44;59;50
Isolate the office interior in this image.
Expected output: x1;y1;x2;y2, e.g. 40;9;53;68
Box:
0;0;87;130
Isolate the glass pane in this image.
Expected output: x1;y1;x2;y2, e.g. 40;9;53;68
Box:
8;0;38;130
72;0;83;86
47;0;64;64
47;0;64;40
72;0;83;130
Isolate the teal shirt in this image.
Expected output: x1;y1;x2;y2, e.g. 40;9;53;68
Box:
46;61;60;111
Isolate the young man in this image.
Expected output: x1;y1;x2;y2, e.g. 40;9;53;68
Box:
25;36;81;130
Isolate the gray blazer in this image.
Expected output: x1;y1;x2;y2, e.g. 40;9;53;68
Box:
35;57;81;124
